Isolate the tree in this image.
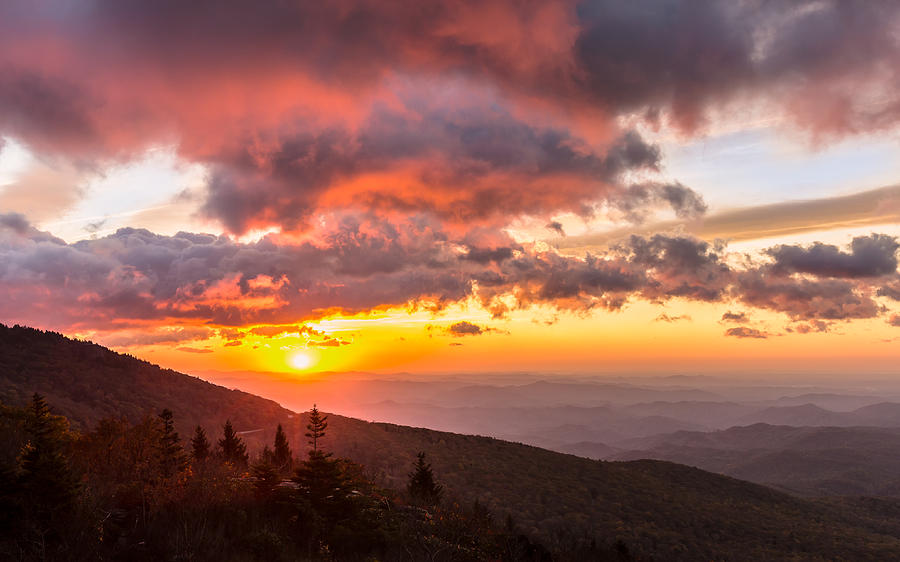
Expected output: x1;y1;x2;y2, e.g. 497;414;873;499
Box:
20;394;79;520
157;409;187;478
293;406;354;519
305;405;327;453
190;425;210;462
251;457;281;498
217;419;248;468
273;423;293;474
407;452;443;506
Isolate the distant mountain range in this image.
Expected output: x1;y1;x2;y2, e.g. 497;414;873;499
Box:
612;424;900;497
6;323;900;559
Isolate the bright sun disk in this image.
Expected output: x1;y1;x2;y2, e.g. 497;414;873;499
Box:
289;351;314;370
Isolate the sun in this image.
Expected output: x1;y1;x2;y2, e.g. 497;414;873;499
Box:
288;351;314;370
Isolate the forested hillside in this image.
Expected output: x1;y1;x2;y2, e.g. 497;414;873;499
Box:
0;324;293;444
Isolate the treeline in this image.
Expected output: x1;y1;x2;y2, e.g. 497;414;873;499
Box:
1;394;620;561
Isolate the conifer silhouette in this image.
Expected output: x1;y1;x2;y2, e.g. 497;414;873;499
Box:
407;451;443;506
218;419;249;467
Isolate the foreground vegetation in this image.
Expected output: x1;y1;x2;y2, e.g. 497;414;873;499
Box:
0;395;616;561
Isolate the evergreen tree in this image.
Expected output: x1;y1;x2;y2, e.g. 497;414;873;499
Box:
157;409;187;478
217;419;249;467
305;405;327;453
407;451;443;506
190;425;210;462
292;449;351;514
293;405;353;518
251;457;281;498
20;394;79;519
273;423;293;473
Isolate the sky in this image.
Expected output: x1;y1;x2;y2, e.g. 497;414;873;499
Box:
1;0;900;379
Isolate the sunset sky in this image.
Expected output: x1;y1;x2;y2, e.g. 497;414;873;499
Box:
2;0;900;378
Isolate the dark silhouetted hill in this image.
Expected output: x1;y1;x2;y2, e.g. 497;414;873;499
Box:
0;324;293;440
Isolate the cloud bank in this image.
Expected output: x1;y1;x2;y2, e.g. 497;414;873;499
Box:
1;214;897;335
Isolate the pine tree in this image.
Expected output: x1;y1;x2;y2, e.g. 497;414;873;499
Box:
20;394;79;519
191;425;210;462
251;456;281;498
305;405;327;453
218;419;249;467
293;405;352;517
407;451;443;506
273;423;293;473
157;409;187;478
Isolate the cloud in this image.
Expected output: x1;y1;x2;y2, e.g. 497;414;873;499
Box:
721;311;748;323
546;221;565;237
725;326;767;339
734;272;882;321
201;120;668;233
890;315;900;327
613;182;707;223
655;314;690;323
0;212;30;235
877;277;900;301
100;326;213;347
447;321;487;336
790;320;830;334
311;336;351;348
767;235;899;278
175;346;214;354
249;324;323;338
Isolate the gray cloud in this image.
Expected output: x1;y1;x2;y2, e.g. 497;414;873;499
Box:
734;272;882;321
447;321;486;336
725;326;767;339
614;182;707;223
655;313;690;323
721;311;748;323
767;234;899;279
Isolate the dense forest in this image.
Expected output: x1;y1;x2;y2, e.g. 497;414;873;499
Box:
8;325;900;560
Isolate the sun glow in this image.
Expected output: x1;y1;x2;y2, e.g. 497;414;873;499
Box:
288;351;314;370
